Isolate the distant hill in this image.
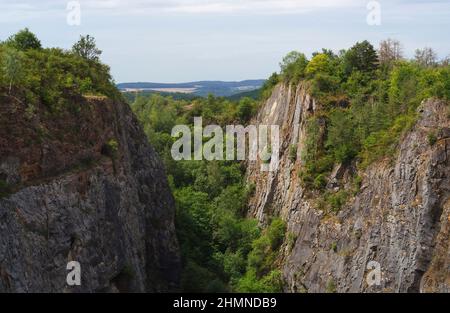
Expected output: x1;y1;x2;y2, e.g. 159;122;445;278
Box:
117;80;265;97
226;88;262;101
122;90;200;103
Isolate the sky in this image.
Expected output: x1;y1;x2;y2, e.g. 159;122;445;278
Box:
0;0;449;83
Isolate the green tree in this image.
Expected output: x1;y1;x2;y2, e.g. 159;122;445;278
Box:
6;28;41;51
305;53;333;77
388;62;420;112
326;109;358;163
343;40;378;75
72;35;102;62
280;51;309;83
237;97;254;122
2;48;23;94
266;218;286;250
261;72;280;99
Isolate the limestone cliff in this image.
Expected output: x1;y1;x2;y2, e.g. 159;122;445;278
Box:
246;83;449;293
0;95;180;292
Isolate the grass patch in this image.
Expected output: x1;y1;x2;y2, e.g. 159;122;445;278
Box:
326;278;337;293
427;132;438;146
325;190;349;213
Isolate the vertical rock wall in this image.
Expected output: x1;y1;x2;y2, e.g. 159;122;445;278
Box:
0;96;180;292
246;84;449;292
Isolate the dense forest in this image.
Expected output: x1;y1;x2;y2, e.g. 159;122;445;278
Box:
1;29;449;292
131;93;287;292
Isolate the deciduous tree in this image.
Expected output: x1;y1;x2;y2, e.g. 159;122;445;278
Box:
379;39;403;66
2;48;23;94
5;28;41;51
414;47;438;67
72;35;102;62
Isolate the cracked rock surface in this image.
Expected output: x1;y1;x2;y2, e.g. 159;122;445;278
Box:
246;84;449;292
0;96;180;292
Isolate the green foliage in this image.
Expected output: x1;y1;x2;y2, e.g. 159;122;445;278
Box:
236;218;286;292
0;31;118;105
266;218;286;250
247;235;271;274
302;117;323;164
289;144;297;162
414;47;438;68
326;190;349;213
359;113;417;168
237;97;256;122
72;35;102;62
330;242;337;253
286;232;297;252
280;41;449;191
5;28;42;51
353;176;362;195
313;174;327;190
299;154;334;190
310;73;340;99
9;31;449;294
299;116;334;189
427;132;438;146
342;40;378;76
102;138;119;158
306;53;333;78
131;92;281;292
260;72;280;99
237;269;283;293
326;109;358;163
181;260;224;292
326;278;337;293
388;62;421;111
1;47;24;93
280;51;309;84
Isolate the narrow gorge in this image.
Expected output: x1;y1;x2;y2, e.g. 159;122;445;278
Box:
0;29;448;294
1;82;448;293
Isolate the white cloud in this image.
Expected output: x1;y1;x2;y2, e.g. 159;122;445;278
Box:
0;0;363;18
2;0;450;20
89;0;362;14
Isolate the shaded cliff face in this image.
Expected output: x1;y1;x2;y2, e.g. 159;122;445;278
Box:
0;95;180;292
246;84;449;293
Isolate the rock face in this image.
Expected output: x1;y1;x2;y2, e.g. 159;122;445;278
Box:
0;95;180;292
246;83;449;293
